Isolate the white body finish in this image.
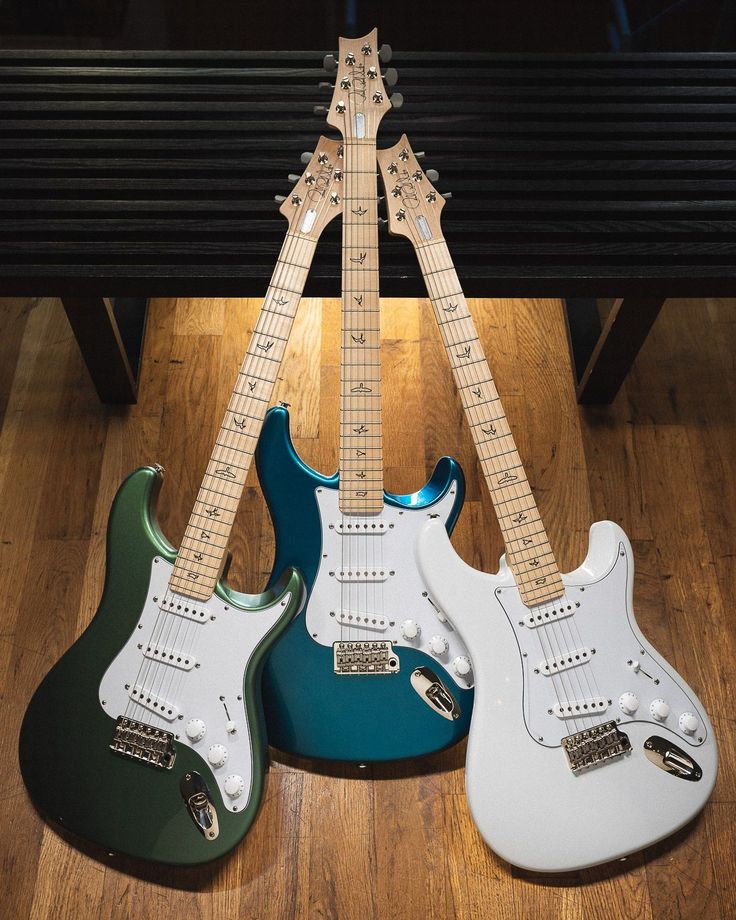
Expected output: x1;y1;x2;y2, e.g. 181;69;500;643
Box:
307;485;474;689
416;518;717;872
100;556;293;812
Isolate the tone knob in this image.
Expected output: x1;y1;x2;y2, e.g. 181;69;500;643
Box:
679;712;699;735
207;743;228;767
650;698;671;722
429;635;449;656
223;774;245;799
619;692;639;715
400;619;420;640
185;718;206;742
452;656;472;677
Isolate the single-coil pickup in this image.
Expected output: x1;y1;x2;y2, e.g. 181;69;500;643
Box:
539;647;591;675
332;569;391;582
332;520;388;534
524;598;580;629
154;596;212;623
334;610;388;631
143;644;196;671
128;684;180;721
553;696;609;719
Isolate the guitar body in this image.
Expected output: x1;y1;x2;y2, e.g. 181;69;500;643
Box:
417;517;717;872
257;405;474;762
19;466;303;865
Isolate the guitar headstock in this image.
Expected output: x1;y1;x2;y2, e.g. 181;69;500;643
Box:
377;135;445;245
278;137;343;238
324;30;394;141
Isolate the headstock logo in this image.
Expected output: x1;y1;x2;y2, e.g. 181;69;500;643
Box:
347;60;367;103
395;167;420;210
307;158;335;202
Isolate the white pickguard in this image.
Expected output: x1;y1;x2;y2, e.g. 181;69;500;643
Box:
417;518;718;872
99;557;292;812
307;484;474;689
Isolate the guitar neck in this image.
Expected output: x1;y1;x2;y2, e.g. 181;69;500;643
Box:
415;238;564;607
168;231;318;600
339;137;384;514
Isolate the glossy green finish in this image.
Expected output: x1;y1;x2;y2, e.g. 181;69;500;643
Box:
19;466;302;866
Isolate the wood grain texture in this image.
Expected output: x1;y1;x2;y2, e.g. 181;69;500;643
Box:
0;294;732;918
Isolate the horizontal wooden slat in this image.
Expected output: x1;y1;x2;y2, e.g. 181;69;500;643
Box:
1;50;735;297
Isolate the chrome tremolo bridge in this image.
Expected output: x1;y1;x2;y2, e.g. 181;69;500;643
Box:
561;720;631;774
109;715;176;770
333;641;399;674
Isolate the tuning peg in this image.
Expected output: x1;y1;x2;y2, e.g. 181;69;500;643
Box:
383;67;398;87
318;81;334;90
426;168;439;182
379;44;392;63
442;192;453;199
390;93;404;110
288;173;300;184
274;195;287;203
414;151;426;160
324;53;337;72
313;105;328;116
301;151;313;165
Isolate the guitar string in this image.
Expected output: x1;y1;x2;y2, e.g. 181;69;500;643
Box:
411;224;587;735
123;226;322;723
413;224;606;732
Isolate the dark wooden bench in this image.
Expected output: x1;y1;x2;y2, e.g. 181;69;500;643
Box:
1;50;734;402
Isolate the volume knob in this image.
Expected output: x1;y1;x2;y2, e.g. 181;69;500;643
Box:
453;656;472;677
400;619;420;640
650;698;671;722
185;718;206;742
223;774;245;799
619;692;639;715
429;635;448;656
679;712;699;735
207;743;228;767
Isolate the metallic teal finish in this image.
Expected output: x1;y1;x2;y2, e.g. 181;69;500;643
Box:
256;405;473;762
19;466;303;865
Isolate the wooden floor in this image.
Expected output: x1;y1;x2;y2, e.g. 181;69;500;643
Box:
1;295;733;919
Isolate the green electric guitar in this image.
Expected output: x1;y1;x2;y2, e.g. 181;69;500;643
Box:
19;140;343;865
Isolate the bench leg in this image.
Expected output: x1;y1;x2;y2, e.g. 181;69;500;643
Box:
574;297;665;404
60;296;149;404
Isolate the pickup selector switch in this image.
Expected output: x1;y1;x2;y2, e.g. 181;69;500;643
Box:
429;635;448;656
679;712;699;735
400;619;420;640
207;743;228;767
650;698;671;722
185;718;206;742
223;774;245;798
619;692;639;715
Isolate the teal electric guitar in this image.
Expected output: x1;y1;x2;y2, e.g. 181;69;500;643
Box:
257;32;474;763
18;142;343;865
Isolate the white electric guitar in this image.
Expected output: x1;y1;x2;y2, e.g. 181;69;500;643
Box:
377;136;718;873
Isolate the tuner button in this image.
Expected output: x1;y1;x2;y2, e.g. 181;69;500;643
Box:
207;743;228;767
453;656;472;677
442;192;453;200
414;151;426;160
426;168;439;182
318;81;333;90
300;151;313;165
287;173;300;184
429;635;449;656
223;774;245;799
383;67;398;87
618;692;639;715
323;53;337;72
379;43;393;64
185;718;206;742
274;195;287;204
650;698;671;722
400;619;420;640
313;105;328;116
390;93;404;110
679;712;699;735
